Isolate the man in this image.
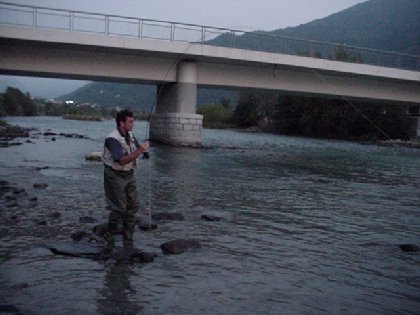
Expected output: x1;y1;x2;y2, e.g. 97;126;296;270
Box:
102;109;149;251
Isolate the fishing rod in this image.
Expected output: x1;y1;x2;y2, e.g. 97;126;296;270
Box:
140;41;196;227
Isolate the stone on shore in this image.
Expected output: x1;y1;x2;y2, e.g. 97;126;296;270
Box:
85;151;103;161
160;239;201;255
0;125;30;139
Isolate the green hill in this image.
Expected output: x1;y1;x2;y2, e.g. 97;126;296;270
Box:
59;82;156;112
59;82;237;112
273;0;420;54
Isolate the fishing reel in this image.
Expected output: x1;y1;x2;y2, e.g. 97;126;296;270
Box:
141;139;150;159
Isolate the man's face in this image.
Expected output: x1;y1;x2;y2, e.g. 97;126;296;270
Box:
120;116;135;133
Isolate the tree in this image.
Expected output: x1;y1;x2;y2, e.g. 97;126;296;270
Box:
197;104;233;128
1;87;38;116
0;95;6;116
233;91;259;127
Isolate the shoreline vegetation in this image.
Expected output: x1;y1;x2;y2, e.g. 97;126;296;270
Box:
62;114;103;121
0;86;419;147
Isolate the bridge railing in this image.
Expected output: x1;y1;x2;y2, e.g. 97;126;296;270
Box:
1;1;419;71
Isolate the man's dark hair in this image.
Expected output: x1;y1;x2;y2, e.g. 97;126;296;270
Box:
116;109;134;127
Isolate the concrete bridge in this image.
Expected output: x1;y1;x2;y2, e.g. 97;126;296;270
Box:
1;2;419;146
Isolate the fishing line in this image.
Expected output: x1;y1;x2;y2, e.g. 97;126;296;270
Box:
141;41;197;228
310;67;392;140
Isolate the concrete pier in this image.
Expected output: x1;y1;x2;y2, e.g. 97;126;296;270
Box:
150;61;203;146
149;113;203;146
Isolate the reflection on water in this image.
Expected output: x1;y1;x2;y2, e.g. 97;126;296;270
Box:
0;116;419;314
98;264;143;315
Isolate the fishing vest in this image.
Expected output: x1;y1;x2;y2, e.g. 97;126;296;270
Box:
103;129;139;171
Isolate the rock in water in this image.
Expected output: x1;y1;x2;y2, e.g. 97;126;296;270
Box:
152;212;185;221
0;305;21;314
33;183;48;189
201;215;222;221
398;244;419;252
93;223;108;236
48;241;155;263
48;241;104;258
160;239;201;255
130;250;156;263
85;151;102;161
93;222;123;236
79;216;96;223
138;217;158;231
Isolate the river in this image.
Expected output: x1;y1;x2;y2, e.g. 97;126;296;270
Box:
1;116;419;314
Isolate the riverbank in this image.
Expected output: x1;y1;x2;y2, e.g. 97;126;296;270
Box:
62;114;103;121
229;124;420;149
377;139;420;149
0;120;30;139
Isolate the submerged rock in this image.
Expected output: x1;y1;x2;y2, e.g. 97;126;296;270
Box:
79;216;96;224
35;166;49;171
12;282;29;289
49;211;61;219
93;223;123;236
71;230;93;241
201;215;222;222
33;183;48;189
0;304;22;314
137;217;158;231
152;212;185;221
160;239;201;255
48;241;155;263
48;241;104;258
398;244;418;252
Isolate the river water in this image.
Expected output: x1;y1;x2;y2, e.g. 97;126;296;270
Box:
1;116;419;314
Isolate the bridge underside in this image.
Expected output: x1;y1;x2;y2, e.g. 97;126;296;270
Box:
1;27;420;145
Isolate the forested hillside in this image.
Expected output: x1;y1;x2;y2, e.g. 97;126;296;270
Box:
272;0;419;54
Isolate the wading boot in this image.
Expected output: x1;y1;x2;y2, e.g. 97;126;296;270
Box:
101;222;117;256
122;221;135;244
99;232;115;256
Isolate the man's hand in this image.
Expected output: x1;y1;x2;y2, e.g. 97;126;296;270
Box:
118;141;150;165
139;141;150;159
140;141;149;153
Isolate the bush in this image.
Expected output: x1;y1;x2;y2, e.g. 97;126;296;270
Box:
197;104;233;128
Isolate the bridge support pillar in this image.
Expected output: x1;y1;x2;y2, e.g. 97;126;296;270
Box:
150;61;203;147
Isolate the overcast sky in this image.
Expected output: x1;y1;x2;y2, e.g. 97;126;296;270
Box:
2;0;368;98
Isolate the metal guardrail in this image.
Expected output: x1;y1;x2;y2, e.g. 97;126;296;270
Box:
0;1;419;71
